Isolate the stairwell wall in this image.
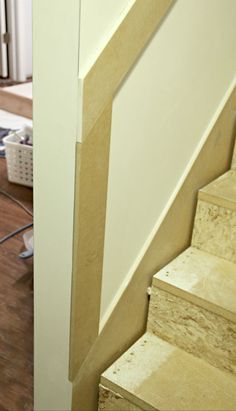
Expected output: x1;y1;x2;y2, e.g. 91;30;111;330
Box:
71;1;236;408
100;0;236;324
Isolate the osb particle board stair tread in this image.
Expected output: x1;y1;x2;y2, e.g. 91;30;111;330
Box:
152;246;236;323
101;333;236;411
199;169;236;211
99;385;144;411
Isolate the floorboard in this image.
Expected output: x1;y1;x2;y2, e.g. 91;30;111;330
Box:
0;157;33;411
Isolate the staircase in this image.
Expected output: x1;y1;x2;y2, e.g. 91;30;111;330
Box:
98;156;236;410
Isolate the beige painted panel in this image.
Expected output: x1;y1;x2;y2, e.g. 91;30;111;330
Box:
70;102;112;380
82;0;174;138
147;288;236;374
72;87;236;410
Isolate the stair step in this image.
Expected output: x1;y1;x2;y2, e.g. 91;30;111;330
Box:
100;333;236;411
99;385;143;411
147;247;236;373
199;170;236;210
192;170;236;262
152;246;236;322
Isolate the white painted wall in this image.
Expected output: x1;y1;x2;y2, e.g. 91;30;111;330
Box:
79;0;135;76
100;0;236;322
33;0;80;409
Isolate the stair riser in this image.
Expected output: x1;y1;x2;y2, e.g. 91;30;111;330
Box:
147;287;236;374
99;385;144;411
192;199;236;263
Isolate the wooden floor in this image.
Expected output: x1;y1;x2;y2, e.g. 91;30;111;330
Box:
0;157;33;411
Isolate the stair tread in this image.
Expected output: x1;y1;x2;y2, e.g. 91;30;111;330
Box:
153;247;236;323
101;332;236;411
199;169;236;210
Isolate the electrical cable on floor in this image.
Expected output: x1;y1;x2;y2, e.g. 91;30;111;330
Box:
0;189;33;216
0;222;33;245
0;188;33;246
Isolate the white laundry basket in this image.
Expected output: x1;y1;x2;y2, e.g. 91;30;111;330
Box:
3;125;33;187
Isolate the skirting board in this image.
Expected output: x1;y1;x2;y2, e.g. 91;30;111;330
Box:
72;86;236;411
0;89;32;119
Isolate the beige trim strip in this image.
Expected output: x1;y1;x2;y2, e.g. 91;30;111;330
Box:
70;102;113;380
72;86;236;411
198;188;236;212
70;0;175;383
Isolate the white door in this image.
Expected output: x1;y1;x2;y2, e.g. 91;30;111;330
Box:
0;0;8;78
4;0;32;82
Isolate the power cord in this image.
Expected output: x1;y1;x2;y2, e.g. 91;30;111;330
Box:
0;189;33;246
0;189;33;216
0;222;33;244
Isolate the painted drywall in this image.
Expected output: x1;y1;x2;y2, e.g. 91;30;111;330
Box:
100;0;236;321
79;0;135;76
33;0;80;409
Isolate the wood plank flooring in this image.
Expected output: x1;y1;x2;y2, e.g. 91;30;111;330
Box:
0;157;33;411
